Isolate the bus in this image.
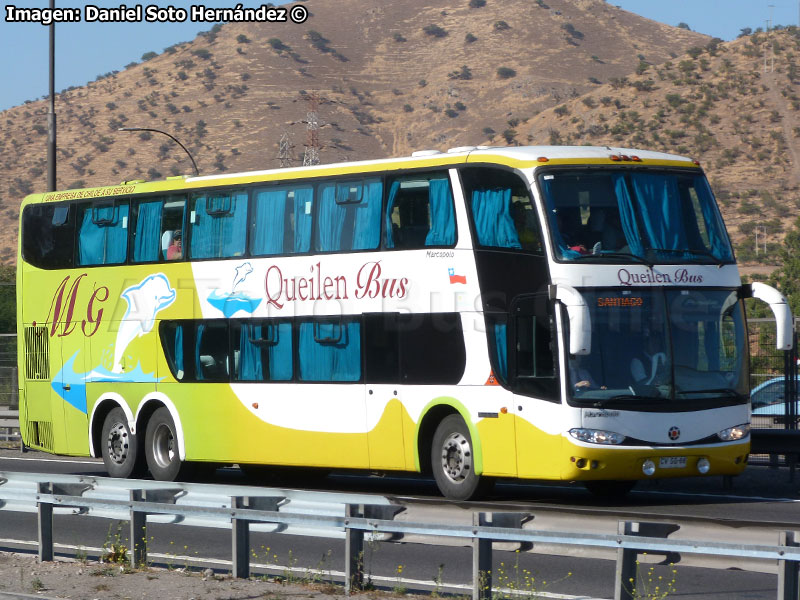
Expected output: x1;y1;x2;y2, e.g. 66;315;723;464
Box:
17;145;792;500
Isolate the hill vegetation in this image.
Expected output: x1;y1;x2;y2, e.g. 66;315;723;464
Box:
0;0;793;274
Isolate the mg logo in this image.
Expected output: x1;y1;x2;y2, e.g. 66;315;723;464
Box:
668;426;681;441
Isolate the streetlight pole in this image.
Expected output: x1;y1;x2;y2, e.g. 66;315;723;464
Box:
117;127;200;176
47;0;56;191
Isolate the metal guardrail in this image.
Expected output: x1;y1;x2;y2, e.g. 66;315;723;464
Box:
1;473;800;600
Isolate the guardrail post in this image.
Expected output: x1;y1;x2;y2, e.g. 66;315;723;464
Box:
614;521;680;600
231;496;250;579
345;504;364;595
472;512;530;600
778;531;800;599
472;513;492;600
36;482;53;562
130;490;146;569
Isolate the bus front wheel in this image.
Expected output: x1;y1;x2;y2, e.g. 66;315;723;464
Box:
431;414;491;500
101;407;143;478
145;407;183;481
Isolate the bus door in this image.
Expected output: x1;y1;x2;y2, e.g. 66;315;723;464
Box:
21;323;86;453
363;314;407;470
508;294;563;479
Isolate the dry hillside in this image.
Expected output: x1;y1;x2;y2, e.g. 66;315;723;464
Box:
0;0;719;264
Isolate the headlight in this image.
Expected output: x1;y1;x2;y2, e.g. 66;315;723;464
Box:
718;423;750;441
569;428;625;445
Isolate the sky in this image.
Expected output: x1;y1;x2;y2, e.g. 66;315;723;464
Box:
1;0;799;112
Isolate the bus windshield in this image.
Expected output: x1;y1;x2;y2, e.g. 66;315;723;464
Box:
538;169;734;264
568;289;747;407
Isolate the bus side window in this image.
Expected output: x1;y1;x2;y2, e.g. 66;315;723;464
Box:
315;179;382;252
189;192;248;259
232;320;293;381
21;203;76;269
77;201;129;266
397;313;465;384
251;186;313;256
385;175;455;249
298;318;361;382
194;321;230;382
363;314;400;383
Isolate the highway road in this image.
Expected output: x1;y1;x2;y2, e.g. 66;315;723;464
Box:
0;447;793;599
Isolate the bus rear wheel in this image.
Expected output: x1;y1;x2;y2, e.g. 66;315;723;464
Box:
101;407;143;478
145;407;183;481
431;414;492;500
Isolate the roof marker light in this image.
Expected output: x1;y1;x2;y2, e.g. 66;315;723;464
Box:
537;156;549;162
693;159;701;166
610;155;622;161
631;155;642;162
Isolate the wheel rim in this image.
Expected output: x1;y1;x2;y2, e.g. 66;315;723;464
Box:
106;422;129;465
440;431;472;484
151;423;176;469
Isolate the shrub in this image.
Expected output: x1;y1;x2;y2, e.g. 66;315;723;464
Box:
423;24;448;38
448;65;472;80
561;23;583;39
237;34;250;43
469;0;486;7
403;104;414;112
445;108;459;118
393;32;406;42
191;48;211;60
496;67;517;79
141;51;158;61
465;32;477;43
494;21;510;31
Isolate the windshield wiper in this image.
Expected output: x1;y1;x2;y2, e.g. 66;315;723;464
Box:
591;394;668;407
676;388;744;399
571;253;653;268
648;247;720;263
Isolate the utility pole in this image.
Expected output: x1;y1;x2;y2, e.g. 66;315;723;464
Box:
46;0;56;191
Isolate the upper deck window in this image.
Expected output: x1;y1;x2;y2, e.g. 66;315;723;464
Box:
77;202;129;266
250;185;313;256
462;167;543;253
385;174;455;249
538;169;734;264
21;204;76;269
315;179;382;252
189;191;248;259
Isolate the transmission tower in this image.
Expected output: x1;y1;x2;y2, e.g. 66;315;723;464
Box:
302;92;322;166
278;131;292;168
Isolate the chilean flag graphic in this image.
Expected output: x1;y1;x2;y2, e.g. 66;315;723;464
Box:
448;267;467;284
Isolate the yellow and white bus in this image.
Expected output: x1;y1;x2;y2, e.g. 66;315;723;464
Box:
17;145;792;499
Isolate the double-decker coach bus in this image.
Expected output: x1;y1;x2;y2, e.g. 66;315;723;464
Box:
17;145;792;499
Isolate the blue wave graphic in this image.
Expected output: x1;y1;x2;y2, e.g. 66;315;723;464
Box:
207;290;262;317
52;352;162;414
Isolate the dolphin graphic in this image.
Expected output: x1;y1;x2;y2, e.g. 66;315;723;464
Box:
232;262;253;292
112;274;176;372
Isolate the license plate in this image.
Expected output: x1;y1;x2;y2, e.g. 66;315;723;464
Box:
659;456;687;469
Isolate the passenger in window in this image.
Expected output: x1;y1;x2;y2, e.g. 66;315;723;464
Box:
167;230;183;260
555;209;589;255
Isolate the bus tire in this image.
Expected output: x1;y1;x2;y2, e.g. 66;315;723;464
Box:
145;407;183;481
101;407;143;479
431;414;490;500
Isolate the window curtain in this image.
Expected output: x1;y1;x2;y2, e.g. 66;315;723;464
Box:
194;324;206;381
425;178;455;246
268;323;293;381
352;179;382;250
693;176;733;261
78;204;129;265
134;200;162;262
293;187;313;253
471;188;521;248
316;184;346;251
384;180;401;249
190;193;248;259
494;323;508;381
251;189;287;255
298;321;360;381
539;178;581;260
238;323;264;381
611;175;645;256
629;174;689;257
174;324;184;379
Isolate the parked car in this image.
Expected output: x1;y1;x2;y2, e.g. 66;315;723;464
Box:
751;376;800;428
